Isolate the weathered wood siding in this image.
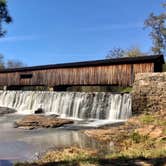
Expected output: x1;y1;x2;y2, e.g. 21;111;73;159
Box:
0;63;154;86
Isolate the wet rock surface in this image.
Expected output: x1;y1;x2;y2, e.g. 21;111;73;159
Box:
15;115;74;129
0;107;16;115
34;108;44;114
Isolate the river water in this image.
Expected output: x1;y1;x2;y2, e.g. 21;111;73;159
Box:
0;113;113;165
0;91;132;165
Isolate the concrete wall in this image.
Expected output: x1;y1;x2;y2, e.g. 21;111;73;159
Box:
132;72;166;113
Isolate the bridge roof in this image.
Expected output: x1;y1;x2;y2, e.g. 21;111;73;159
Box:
0;54;164;73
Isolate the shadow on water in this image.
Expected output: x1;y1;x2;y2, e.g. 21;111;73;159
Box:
0;160;13;166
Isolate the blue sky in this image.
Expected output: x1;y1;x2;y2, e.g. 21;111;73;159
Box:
0;0;165;66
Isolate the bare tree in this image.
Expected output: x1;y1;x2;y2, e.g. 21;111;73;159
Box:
106;46;145;59
6;60;25;69
106;47;125;59
0;54;4;69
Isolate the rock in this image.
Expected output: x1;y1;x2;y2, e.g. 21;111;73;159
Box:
34;108;44;114
127;117;140;125
135;125;155;136
135;125;163;139
0;107;16;115
15;115;73;129
48;114;60;118
13;122;19;128
149;127;163;139
18;126;35;130
134;160;152;166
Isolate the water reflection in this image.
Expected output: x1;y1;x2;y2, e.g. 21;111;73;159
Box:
0;114;112;163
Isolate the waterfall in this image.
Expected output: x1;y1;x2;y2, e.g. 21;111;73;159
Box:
0;91;132;120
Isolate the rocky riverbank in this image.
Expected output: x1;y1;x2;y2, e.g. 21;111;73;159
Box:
15;109;166;166
83;109;166;165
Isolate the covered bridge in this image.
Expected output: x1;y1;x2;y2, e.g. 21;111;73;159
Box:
0;55;164;88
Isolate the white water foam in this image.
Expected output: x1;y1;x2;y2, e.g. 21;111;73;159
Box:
0;91;132;122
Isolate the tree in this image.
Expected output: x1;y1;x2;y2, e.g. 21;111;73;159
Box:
0;53;26;69
0;54;4;69
0;0;12;37
6;60;25;69
106;47;125;59
126;46;146;57
144;4;166;55
106;46;145;59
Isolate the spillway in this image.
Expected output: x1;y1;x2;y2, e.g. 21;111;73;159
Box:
0;91;132;120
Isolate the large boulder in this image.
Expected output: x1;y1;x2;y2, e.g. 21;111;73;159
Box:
14;115;73;130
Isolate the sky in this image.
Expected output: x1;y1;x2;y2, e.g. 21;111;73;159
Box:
0;0;165;66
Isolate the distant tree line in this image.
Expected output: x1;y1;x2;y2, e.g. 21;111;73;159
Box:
0;54;26;69
106;46;146;59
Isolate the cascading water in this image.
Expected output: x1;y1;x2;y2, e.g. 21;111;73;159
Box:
0;91;132;163
0;91;132;121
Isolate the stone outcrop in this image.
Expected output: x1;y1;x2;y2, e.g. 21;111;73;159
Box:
132;72;166;113
15;115;73;130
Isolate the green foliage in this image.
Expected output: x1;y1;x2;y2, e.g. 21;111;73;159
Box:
0;54;4;69
125;46;146;57
144;5;166;55
66;86;132;93
108;145;166;159
0;0;12;37
139;113;166;126
130;132;148;143
120;87;132;93
21;86;49;91
106;46;145;59
163;63;166;71
108;86;132;93
0;0;6;5
140;114;155;124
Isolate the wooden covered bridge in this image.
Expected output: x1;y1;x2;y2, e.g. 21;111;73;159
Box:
0;55;164;89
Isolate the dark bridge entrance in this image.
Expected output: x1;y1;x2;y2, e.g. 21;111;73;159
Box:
0;55;164;90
